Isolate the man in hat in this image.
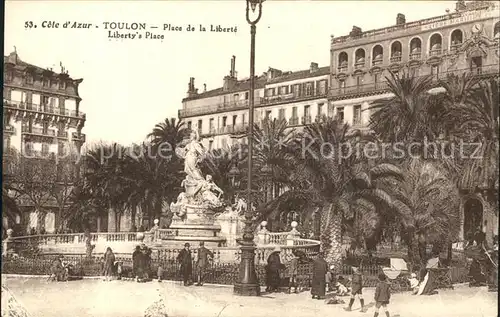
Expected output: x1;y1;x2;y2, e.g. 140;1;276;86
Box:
266;246;284;292
177;243;193;286
195;241;213;286
311;251;328;299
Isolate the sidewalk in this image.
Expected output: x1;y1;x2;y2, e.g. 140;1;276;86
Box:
2;275;497;317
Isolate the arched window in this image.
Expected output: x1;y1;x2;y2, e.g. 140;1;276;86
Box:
409;37;422;60
451;29;463;50
390;41;402;62
494;21;500;38
429;33;443;55
372;45;383;65
338;52;348;71
354;48;366;68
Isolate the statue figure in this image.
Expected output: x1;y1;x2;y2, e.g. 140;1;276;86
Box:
176;130;205;183
172;130;226;216
170;192;188;218
199;175;224;209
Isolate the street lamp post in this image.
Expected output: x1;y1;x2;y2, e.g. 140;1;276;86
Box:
234;0;264;296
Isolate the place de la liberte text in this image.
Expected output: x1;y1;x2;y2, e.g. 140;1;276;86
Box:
104;22;238;40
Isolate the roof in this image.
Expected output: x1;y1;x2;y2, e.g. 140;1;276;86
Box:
266;66;329;85
183;75;267;102
3;51;81;82
182;65;329;102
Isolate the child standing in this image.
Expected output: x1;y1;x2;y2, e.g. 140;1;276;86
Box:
288;250;299;293
374;273;391;317
344;266;365;312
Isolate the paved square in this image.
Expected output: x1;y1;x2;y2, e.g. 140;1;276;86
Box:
1;276;497;317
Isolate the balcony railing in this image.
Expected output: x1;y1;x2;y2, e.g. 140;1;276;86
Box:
2;100;85;118
372;58;383;66
390;55;402;63
72;132;86;142
354;62;366;69
331;64;499;98
331;2;498;45
337;66;348;73
21;126;56;137
289;117;299;126
57;131;69;139
261;90;327;106
3;125;15;133
302;115;312;125
179;99;256;118
429;48;442;56
409;52;422;60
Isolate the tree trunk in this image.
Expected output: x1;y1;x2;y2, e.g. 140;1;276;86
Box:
320;203;343;270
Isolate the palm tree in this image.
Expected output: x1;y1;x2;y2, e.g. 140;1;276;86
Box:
82;142;132;231
124;143;184;226
390;159;461;265
259;117;405;267
368;71;439;143
148;118;189;157
445;78;499;195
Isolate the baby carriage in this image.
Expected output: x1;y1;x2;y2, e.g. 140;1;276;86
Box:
382;258;410;292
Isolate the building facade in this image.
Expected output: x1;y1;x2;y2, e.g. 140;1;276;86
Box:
179;56;331;150
2;51;86;234
328;0;499;244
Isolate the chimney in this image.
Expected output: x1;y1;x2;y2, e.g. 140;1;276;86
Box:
230;55;236;78
267;67;283;80
186;77;198;98
203;83;207;92
223;56;238;91
396;13;406;25
455;0;466;11
310;62;319;73
349;26;362;37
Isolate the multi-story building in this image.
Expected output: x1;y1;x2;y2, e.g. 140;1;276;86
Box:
2;51;86;234
179;56;330;150
328;0;499;244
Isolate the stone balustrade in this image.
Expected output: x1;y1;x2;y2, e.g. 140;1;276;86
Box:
3;220;320;262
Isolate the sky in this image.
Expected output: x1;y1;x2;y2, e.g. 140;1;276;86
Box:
5;0;453;145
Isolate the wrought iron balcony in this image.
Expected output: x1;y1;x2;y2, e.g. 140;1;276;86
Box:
21;126;56;137
330;64;499;99
3;125;15;134
261;90;327;106
72;132;86;142
289;117;299;126
179;99;257;118
302;115;312;125
2;100;85;119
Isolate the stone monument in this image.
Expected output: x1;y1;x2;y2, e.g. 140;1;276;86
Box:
168;130;227;247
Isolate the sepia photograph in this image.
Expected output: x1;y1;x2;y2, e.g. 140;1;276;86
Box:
1;1;499;316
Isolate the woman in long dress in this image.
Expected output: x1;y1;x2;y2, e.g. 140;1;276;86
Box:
103;247;115;281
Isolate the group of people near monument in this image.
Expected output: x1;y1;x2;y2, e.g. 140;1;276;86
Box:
177;242;214;286
264;248;392;317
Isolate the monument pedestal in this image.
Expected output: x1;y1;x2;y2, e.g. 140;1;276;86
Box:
162;204;227;248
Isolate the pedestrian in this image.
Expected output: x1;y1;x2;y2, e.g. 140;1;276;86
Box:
288;250;299;294
177;243;193;286
141;244;152;280
373;273;391;317
132;245;142;281
326;264;336;292
265;246;284;292
195;241;213;286
311;251;328;300
344;265;365;312
103;247;115;282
